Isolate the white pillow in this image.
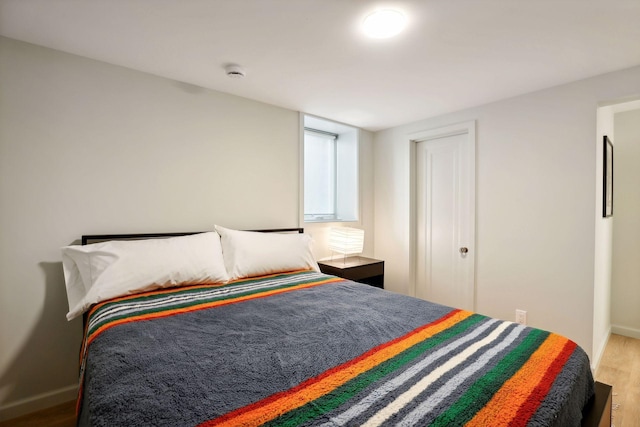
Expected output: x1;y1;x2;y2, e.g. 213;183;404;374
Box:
61;232;229;320
215;225;319;280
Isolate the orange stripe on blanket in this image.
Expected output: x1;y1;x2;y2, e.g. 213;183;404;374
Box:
465;333;570;427
508;339;577;426
87;269;316;314
200;309;474;427
87;277;342;346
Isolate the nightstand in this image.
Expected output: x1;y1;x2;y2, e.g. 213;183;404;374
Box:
317;256;384;289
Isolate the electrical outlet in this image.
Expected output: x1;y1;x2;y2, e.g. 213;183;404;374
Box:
516;309;527;325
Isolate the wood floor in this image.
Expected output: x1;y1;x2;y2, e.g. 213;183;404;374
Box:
596;334;640;427
0;400;75;427
1;334;638;427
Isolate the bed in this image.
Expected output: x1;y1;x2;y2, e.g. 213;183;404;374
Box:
61;228;610;427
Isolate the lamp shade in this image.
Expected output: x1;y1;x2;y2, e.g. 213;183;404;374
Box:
328;227;364;255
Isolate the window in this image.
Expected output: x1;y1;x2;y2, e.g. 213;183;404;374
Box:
304;130;337;219
303;115;359;223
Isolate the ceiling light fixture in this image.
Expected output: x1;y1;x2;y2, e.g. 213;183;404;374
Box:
362;9;406;39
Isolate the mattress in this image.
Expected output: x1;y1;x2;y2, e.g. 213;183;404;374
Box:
77;270;594;426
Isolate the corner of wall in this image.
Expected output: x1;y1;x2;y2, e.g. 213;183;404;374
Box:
590;326;611;373
592;105;614;362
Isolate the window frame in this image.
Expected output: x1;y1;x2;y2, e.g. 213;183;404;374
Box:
303;128;339;222
300;114;360;225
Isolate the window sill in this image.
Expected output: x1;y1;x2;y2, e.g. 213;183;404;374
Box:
304;218;359;224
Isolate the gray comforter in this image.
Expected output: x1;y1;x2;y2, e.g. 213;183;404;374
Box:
78;271;594;426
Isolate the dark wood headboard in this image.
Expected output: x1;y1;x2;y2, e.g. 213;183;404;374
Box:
81;228;304;245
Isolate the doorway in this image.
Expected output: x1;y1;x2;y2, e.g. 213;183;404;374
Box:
411;121;476;311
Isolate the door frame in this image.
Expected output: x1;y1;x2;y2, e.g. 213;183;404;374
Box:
407;120;476;309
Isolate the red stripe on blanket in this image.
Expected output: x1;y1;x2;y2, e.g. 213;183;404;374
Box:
508;339;578;426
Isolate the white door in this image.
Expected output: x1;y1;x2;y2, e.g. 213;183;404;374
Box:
415;128;475;311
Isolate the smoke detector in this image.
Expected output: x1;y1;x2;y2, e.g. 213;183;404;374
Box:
225;64;246;79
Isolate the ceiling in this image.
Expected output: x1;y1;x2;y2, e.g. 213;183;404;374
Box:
1;0;639;131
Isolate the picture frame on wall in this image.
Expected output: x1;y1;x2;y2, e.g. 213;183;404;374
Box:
603;135;613;218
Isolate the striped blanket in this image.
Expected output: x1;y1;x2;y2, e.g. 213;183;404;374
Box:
78;271;594;426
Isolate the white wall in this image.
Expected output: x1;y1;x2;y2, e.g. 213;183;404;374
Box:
0;37;374;419
592;106;614;368
611;108;640;338
374;65;640;362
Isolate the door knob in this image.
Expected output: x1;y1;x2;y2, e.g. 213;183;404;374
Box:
459;247;469;254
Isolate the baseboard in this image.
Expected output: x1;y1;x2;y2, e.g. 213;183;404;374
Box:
0;384;77;422
611;324;640;340
591;326;611;372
